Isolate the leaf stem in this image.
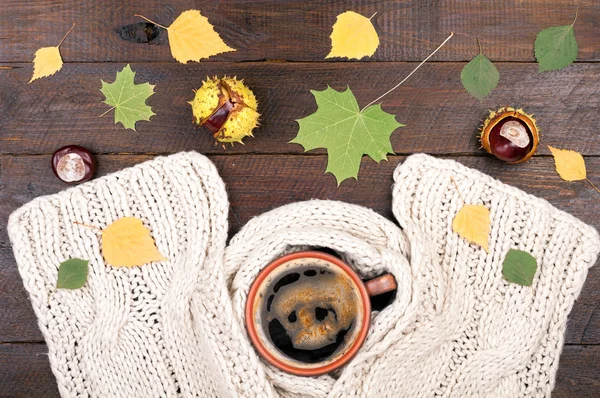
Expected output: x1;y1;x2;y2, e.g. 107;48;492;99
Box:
449;176;466;205
369;12;378;20
57;22;76;48
360;32;454;112
134;14;168;30
73;221;101;232
477;38;482;54
99;106;115;118
572;5;579;26
585;178;600;194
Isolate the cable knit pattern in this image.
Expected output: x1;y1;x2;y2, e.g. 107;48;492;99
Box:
8;152;599;397
8;152;230;397
389;154;600;397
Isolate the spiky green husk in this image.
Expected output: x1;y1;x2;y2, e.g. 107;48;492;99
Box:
189;76;260;144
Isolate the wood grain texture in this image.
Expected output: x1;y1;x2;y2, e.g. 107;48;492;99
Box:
1;154;598;343
0;343;597;398
552;345;600;398
0;0;598;63
2;0;600;394
0;344;61;397
2;62;600;156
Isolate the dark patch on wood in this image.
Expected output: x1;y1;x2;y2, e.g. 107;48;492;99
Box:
116;22;162;44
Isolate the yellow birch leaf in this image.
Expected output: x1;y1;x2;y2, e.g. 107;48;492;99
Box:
30;23;75;83
137;10;235;64
548;145;586;181
452;204;490;252
30;47;63;83
102;217;166;267
326;11;380;60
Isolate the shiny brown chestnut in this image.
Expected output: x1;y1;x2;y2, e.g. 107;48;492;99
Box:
51;145;95;184
479;106;540;164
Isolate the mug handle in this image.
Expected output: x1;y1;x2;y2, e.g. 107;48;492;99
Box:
364;274;397;297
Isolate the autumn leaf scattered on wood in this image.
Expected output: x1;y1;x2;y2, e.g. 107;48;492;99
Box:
292;33;453;185
450;176;490;252
135;10;236;64
101;217;166;267
292;86;402;185
502;249;538;286
30;23;75;83
535;7;579;72
56;258;89;289
461;39;499;100
548;145;600;194
326;11;380;60
100;64;155;130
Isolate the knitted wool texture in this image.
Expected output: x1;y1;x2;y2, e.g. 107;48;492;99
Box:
8;152;599;397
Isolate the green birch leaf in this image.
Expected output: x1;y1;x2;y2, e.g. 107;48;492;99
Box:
535;24;578;72
502;249;538;286
56;258;89;289
291;86;403;186
460;53;499;100
100;64;155;130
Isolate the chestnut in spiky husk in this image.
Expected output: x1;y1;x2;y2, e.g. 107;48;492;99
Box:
479;106;539;163
189;76;260;145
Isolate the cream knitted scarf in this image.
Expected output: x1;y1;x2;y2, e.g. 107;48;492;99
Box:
8;152;599;397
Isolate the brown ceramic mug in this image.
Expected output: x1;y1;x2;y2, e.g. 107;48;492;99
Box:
245;251;397;376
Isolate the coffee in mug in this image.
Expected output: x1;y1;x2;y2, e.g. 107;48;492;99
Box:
246;251;397;376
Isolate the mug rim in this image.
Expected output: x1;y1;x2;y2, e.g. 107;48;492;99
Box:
245;250;372;376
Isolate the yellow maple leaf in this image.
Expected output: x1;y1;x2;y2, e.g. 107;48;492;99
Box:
548;145;586;181
452;204;490;252
136;10;235;64
30;23;75;83
326;11;380;60
102;217;166;267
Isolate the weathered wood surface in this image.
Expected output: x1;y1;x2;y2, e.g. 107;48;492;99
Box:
1;154;599;344
0;0;598;63
1;0;599;395
1;62;600;156
1;343;597;398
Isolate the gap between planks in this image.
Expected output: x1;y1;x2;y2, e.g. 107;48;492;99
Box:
1;60;600;65
1;153;599;158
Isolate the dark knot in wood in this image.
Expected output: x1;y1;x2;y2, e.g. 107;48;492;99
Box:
116;22;162;44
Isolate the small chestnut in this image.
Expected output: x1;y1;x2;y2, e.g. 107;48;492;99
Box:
488;118;532;163
51;145;95;184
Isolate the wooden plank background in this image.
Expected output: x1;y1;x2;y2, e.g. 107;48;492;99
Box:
1;0;598;63
1;63;599;156
1;0;599;396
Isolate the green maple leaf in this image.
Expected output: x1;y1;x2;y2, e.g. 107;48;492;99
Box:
291;86;403;186
534;12;578;72
100;64;155;130
461;53;499;100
